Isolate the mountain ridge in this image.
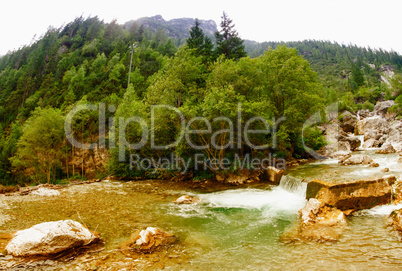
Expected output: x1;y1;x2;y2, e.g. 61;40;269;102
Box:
124;15;218;40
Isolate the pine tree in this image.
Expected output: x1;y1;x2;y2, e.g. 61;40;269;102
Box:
214;12;246;60
187;19;205;51
187;19;214;62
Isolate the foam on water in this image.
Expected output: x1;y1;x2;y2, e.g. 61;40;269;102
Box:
311;158;339;165
169;176;308;220
355;203;402;216
198;188;306;214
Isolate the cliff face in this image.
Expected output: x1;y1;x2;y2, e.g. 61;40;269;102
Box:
125;15;218;39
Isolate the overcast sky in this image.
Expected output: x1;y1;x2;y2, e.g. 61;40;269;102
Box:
0;0;401;56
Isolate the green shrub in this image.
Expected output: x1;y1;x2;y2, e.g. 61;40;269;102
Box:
362;101;375;111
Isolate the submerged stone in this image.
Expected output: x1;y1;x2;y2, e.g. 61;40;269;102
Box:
119;227;176;255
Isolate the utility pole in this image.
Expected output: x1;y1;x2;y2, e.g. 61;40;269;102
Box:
127;44;137;89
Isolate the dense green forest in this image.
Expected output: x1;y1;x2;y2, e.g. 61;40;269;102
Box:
0;14;401;185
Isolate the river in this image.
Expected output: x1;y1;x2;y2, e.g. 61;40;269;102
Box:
1;149;402;270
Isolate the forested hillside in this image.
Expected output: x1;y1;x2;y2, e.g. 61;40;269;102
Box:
0;14;401;186
246;40;402;106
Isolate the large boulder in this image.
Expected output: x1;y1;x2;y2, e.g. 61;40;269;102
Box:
374;100;394;117
5;220;97;257
119;227;176;255
339;154;374;166
383;121;402;152
375;142;396;154
298;199;347;242
340;111;358;133
338;132;361;151
355;116;390;140
306;175;397;211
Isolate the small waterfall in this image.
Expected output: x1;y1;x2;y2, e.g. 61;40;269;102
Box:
279;175;307;198
356;135;364;148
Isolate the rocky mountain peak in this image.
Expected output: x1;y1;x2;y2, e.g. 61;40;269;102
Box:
125;15;218;39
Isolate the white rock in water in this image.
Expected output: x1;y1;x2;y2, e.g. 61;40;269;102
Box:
5;220;96;256
136;227;158;245
31;187;60;197
300;198;321;224
174;195;199;204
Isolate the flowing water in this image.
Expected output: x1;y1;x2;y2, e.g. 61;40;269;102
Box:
287;149;402;183
1;150;402;270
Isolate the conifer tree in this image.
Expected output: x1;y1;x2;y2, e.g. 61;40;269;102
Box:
214;12;246;60
187;19;205;51
187;19;214;61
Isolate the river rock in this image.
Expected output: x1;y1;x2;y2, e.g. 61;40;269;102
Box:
300;198;321;224
283;198;347;242
266;166;284;185
5;220;97;257
217;167;284;185
392;178;402;203
375;142;396;154
119;227;175;254
174;195;199;204
389;208;402;238
306;175;396;211
339;154;374;166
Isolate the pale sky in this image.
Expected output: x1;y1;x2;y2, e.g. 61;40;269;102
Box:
0;0;401;56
